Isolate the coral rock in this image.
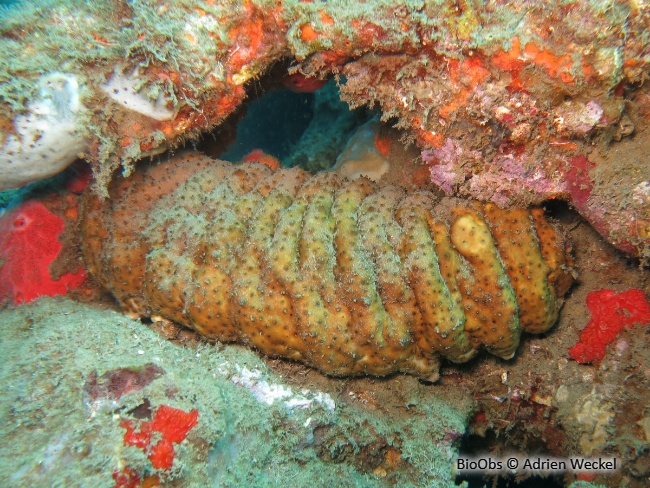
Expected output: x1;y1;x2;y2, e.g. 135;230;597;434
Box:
81;153;574;379
2;1;648;257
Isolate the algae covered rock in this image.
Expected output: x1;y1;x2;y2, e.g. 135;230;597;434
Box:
0;297;472;487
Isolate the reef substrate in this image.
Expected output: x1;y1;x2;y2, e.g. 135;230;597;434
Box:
0;0;648;256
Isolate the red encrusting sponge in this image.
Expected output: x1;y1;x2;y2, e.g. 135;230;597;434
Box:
120;405;199;471
0;199;86;304
569;289;650;363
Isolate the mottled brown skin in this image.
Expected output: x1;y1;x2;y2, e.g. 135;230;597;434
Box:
80;152;573;379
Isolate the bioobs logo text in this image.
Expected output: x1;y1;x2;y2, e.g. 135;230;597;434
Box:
456;457;506;473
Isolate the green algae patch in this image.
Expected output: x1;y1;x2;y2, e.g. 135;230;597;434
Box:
0;297;472;487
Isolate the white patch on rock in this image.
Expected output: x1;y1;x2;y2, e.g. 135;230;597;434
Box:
230;364;335;411
574;388;614;454
632;181;650;206
101;69;177;121
0;73;87;190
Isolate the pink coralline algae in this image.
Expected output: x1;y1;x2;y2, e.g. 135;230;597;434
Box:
569;289;650;364
83;364;166;411
0;200;85;305
553;100;604;138
423;143;559;207
422;139;472;194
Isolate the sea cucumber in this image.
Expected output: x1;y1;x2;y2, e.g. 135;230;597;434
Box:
80;152;573;379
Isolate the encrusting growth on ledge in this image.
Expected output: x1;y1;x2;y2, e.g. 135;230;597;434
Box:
80;152;574;380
